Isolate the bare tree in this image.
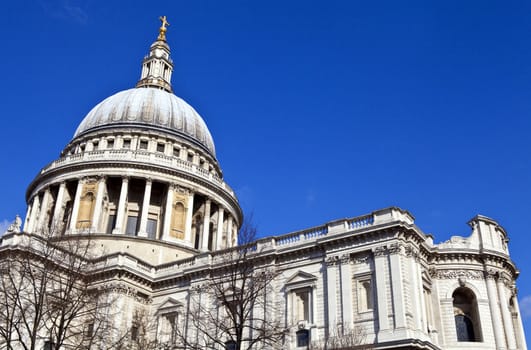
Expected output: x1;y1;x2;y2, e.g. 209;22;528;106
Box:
310;324;372;350
0;229;126;350
176;218;285;350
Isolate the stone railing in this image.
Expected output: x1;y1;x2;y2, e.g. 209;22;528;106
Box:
86;207;415;279
39;149;235;196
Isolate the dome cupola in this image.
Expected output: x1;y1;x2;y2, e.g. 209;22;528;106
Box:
23;18;242;264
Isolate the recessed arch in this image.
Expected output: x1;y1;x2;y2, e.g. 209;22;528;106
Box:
453;287;482;342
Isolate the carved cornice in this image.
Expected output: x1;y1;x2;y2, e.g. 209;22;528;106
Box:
105;282;152;304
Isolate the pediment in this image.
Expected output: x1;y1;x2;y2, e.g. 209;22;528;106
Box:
156;297;184;314
285;271;317;290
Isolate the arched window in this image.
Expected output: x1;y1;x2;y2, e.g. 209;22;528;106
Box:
453;287;482;342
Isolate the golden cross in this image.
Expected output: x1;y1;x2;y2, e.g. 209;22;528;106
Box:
159;16;170;30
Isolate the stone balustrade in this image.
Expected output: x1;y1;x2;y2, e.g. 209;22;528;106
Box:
2;207;414;280
39;149;235;196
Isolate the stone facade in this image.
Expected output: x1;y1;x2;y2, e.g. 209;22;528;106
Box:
0;20;527;350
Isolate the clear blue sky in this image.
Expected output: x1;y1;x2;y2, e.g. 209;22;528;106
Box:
1;0;530;340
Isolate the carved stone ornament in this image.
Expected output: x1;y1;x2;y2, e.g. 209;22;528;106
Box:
430;269;483;280
340;254;351;264
387;242;403;255
373;246;387;257
351;253;370;264
404;245;420;261
5;215;22;233
325;255;340;266
107;283;152;304
484;269;498;280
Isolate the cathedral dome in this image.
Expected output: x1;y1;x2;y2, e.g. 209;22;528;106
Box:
74;87;216;156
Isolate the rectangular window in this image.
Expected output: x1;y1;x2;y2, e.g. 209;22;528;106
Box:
296;329;310;347
159;312;178;343
357;278;373;312
92;141;99;150
84;323;94;339
43;341;56;350
123;139;131;149
126;216;138;236
139;140;148;150
173;147;180;157
147;218;157;239
107;139;114;149
131;325;139;341
157;143;165;153
106;215;116;234
293;289;311;323
187;153;194;162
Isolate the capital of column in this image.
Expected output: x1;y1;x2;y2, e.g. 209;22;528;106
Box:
326;255;340;266
121;176;130;183
373;246;387;257
484;269;499;280
387;242;404;255
340;253;351;265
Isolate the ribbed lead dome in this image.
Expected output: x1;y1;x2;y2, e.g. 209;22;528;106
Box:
74;87;216;156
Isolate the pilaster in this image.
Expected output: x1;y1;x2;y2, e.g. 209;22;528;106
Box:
325;256;339;332
339;254;353;326
485;270;506;348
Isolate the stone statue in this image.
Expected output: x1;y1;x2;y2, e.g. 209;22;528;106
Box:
5;215;22;233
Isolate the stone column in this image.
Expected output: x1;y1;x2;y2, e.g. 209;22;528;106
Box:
92;177;106;233
36;188;51;232
138;179;152;237
226;215;234;248
27;195;40;233
52;182;66;229
69;179;84;232
511;293;528;350
23;203;32;232
112;177;129;234
201;199;212;251
162;184;174;240
326;257;339;332
485;270;505;348
184;191;195;244
215;207;225;250
339;254;353;326
497;275;517;349
388;243;406;329
374;246;390;335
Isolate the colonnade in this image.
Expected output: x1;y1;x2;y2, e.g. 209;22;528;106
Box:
24;176;238;251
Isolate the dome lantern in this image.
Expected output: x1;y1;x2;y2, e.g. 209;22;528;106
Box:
136;16;173;93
